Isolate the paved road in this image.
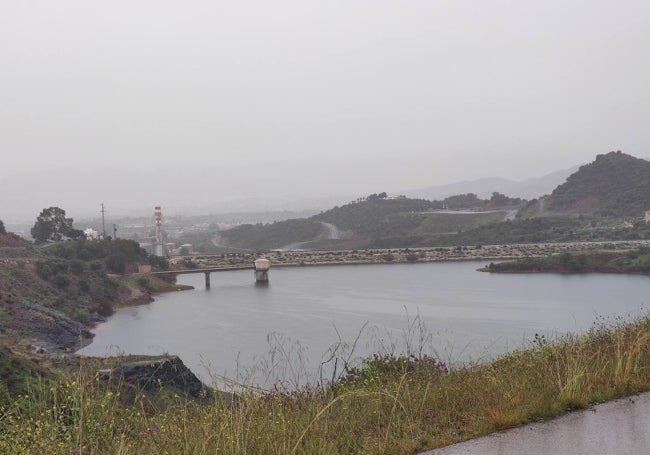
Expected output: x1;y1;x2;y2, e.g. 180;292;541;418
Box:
421;392;650;455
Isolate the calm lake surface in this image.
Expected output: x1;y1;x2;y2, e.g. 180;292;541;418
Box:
79;261;649;387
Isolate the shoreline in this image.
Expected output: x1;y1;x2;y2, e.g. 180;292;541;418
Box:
169;239;650;271
479;267;650;275
76;240;650;364
477;246;650;276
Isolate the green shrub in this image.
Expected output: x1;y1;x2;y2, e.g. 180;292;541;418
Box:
52;274;70;289
136;277;152;291
69;259;85;274
34;261;52;280
72;307;90;324
46;259;69;275
105;254;126;274
78;280;90;293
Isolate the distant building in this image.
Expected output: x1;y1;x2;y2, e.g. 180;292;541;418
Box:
646;211;650;222
84;228;100;240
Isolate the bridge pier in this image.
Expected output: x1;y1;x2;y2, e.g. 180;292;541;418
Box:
254;258;271;284
255;269;269;283
148;265;260;289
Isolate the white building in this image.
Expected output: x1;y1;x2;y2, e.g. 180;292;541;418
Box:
84;228;100;240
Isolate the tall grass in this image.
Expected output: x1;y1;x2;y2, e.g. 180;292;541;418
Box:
3;316;650;454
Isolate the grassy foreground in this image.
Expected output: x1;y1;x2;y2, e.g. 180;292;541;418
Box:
3;316;650;455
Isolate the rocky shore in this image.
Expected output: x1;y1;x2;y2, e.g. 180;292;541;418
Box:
97;356;209;401
7;297;94;356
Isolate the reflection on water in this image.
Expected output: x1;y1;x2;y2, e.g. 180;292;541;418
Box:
78;261;649;387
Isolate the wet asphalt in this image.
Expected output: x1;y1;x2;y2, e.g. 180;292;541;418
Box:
421;392;650;455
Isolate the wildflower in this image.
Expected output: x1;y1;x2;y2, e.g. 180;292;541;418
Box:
435;361;448;374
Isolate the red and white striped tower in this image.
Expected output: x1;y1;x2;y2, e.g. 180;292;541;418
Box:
154;206;164;256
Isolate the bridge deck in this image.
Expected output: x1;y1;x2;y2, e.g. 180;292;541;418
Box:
150;266;254;275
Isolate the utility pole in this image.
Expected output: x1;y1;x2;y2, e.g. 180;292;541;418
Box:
113;224;117;239
100;203;106;239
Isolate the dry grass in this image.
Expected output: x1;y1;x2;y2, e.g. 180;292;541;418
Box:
3;315;650;454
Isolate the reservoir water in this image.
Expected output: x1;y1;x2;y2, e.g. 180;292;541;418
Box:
78;261;649;388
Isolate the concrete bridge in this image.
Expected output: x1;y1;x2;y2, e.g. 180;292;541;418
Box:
151;259;270;288
151;266;254;289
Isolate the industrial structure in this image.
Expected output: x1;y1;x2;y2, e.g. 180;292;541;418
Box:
137;206;172;257
153;206;167;257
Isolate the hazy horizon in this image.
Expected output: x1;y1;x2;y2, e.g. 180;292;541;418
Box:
1;161;584;224
2;1;649;222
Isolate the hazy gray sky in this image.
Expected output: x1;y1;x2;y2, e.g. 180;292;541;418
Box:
2;0;649;221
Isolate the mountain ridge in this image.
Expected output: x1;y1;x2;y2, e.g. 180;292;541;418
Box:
405;167;579;201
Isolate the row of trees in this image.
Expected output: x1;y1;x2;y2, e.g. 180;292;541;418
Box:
443;192;523;209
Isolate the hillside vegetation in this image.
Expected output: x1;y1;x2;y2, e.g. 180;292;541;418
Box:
548;151;650;217
209;152;650;251
217;193;523;250
0;345;53;408
0;232;30;249
0;238;172;346
217;219;324;250
484;247;650;274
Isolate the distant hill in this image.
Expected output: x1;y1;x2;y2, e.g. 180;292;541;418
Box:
405;167;578;201
218;198;441;250
206;152;650;250
547;151;650;217
216;219;324;251
218;194;523;250
313;197;437;238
